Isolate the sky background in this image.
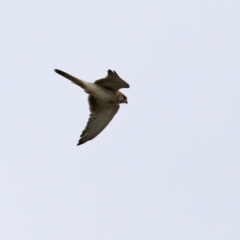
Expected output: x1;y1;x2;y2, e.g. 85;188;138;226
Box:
1;1;240;239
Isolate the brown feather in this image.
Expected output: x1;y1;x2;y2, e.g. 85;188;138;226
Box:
94;69;130;91
77;96;119;145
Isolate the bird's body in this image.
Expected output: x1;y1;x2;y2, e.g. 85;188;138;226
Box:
84;82;117;103
54;69;129;145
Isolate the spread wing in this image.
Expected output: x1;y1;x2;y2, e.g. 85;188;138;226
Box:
77;96;120;145
54;69;85;88
94;69;130;92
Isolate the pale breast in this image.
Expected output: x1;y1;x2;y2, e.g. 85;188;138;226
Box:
84;82;116;102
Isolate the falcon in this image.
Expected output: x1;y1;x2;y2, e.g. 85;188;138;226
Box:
54;69;130;145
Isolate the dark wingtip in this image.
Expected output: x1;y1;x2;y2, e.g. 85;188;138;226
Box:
77;140;84;146
54;69;67;78
54;69;62;74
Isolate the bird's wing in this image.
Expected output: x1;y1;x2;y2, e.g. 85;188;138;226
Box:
54;69;85;89
94;70;130;91
77;96;120;145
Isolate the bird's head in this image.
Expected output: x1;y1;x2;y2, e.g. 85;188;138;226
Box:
118;93;128;104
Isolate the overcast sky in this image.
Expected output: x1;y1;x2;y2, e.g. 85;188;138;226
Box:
1;1;240;239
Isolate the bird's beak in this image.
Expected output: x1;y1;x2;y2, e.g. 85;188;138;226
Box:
125;99;128;104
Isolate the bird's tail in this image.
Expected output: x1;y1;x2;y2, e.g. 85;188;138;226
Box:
54;69;86;89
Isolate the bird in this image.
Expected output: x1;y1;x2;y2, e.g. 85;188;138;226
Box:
54;69;130;145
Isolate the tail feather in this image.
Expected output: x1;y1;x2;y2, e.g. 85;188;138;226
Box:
54;69;85;89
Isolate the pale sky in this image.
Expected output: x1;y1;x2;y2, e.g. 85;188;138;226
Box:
1;1;240;239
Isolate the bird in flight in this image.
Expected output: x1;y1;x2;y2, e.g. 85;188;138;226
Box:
54;69;130;145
